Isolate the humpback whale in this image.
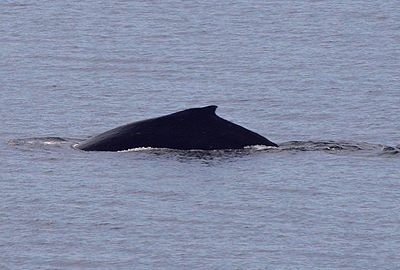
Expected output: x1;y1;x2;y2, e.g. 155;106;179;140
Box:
75;105;278;151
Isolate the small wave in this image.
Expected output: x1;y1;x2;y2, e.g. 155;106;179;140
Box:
277;141;381;152
6;137;399;158
275;141;400;158
120;144;277;152
378;146;400;157
118;147;160;152
244;144;278;151
7;137;68;145
6;137;82;149
117;147;262;162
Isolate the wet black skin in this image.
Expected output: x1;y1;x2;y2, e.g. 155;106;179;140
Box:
75;105;278;151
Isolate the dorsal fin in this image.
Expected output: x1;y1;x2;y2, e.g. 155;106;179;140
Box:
169;105;218;118
200;105;218;114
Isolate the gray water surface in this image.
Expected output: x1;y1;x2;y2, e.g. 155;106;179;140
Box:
1;1;400;269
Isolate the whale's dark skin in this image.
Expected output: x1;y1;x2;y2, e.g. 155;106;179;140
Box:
75;105;278;151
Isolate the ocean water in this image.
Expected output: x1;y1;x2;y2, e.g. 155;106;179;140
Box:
1;0;400;269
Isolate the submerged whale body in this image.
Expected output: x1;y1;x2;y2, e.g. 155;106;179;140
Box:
75;105;278;151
